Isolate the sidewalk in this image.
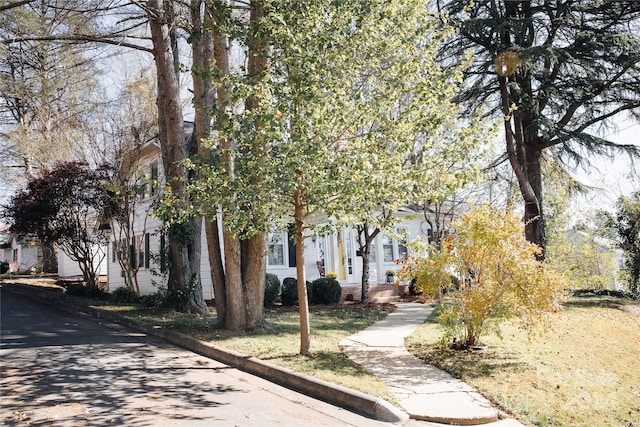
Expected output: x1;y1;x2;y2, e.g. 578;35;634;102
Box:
340;302;525;426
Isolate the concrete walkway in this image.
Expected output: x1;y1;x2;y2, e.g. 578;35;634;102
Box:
339;302;525;426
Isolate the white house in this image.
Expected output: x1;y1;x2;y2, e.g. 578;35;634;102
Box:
0;229;56;274
105;134;432;298
0;230;106;280
56;245;108;282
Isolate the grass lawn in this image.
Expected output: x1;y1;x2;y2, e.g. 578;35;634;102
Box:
406;292;640;427
68;291;399;404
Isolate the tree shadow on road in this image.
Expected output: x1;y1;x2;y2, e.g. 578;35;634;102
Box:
1;290;242;426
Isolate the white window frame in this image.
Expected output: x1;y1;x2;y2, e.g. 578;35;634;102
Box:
267;232;287;267
382;234;394;262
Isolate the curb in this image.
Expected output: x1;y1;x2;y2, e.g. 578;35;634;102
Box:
4;283;408;424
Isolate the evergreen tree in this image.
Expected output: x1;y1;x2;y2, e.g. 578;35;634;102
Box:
0;0;105;180
436;0;640;253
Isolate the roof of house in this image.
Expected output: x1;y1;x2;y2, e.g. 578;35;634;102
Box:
0;230;10;248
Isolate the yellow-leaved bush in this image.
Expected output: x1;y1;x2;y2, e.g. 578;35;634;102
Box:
398;205;567;347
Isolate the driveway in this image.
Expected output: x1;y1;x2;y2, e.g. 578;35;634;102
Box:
0;285;393;426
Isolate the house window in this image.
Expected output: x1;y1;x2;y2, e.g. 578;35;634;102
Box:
345;231;353;275
112;242;117;263
138;235;145;269
382;235;394;262
120;238;127;263
268;233;285;266
136;173;146;200
128;234;150;270
12;248;18;262
316;236;326;276
130;237;137;268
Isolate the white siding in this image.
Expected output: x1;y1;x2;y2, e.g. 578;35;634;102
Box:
106;138;431;296
57;246;108;280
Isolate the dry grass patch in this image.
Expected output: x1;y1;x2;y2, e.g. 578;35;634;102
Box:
406;293;640;427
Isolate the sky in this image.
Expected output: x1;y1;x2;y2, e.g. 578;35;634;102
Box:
572;119;640;216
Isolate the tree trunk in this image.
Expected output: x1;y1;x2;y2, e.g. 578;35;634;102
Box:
239;0;269;331
187;216;206;312
213;0;246;329
523;144;545;253
205;218;227;327
191;0;224;320
241;235;268;330
356;223;380;305
498;74;545;256
223;232;245;330
147;0;206;313
294;188;312;357
191;0;237;328
360;248;370;305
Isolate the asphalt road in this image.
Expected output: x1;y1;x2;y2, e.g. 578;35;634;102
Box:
0;285;394;427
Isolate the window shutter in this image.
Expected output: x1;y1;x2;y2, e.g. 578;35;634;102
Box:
287;225;296;267
144;233;150;269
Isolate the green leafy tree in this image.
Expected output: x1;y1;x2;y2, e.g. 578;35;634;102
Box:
543;163;618;290
139;0;213;315
190;0;486;353
191;0;352;353
613;192;640;293
436;0;640;253
323;8;489;303
548;229;617;290
399;205;567;347
182;0;271;330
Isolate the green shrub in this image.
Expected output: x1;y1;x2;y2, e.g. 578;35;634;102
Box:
110;286;139;303
140;289;168;309
264;273;281;308
306;281;313;303
280;277;313;306
281;277;298;306
63;282;109;300
311;278;342;304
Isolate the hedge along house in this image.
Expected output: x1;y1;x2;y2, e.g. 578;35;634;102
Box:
106;126;433;299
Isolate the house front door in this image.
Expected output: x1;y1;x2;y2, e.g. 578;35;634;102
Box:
342;229;357;284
